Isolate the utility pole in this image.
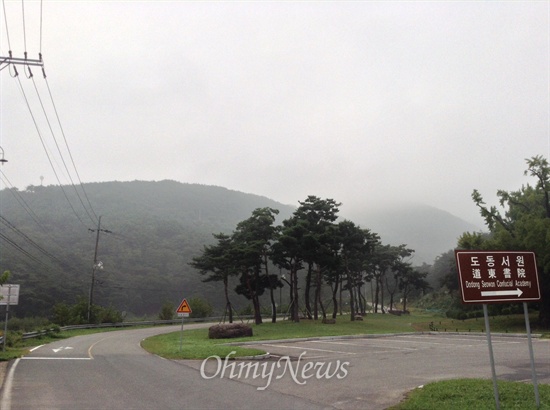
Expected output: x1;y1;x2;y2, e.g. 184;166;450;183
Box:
87;216;108;322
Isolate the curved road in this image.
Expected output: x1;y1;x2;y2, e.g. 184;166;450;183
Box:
1;325;549;409
1;325;327;410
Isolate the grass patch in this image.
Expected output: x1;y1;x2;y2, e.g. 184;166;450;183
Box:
141;311;549;360
141;331;265;360
141;312;431;359
389;378;550;410
412;313;550;336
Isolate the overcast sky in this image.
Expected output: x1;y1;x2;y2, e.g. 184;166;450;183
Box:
1;1;549;227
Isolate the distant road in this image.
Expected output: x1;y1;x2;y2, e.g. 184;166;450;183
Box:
2;325;549;410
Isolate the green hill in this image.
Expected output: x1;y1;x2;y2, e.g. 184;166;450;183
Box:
0;180;294;318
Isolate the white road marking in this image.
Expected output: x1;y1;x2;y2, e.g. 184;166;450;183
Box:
52;346;74;353
22;357;91;360
260;343;356;355
0;358;20;410
311;340;417;351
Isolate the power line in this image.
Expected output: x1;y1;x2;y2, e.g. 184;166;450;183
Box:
2;1;100;228
30;74;97;225
21;0;27;56
1;0;12;52
14;74;89;228
0;231;50;269
0;171;47;232
0;170;65;247
39;0;43;56
43;76;99;223
0;215;65;266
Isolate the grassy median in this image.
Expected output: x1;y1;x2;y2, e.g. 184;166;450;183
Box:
389;378;550;410
141;312;428;360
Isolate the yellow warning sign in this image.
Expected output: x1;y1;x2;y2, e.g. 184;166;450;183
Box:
176;298;192;314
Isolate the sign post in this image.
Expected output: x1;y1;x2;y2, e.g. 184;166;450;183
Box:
482;303;500;410
0;284;20;352
176;298;192;352
523;301;540;408
455;251;541;409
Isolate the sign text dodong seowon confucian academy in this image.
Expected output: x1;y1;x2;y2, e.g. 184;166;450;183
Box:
455;251;541;304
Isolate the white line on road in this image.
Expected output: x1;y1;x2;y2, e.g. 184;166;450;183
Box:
310;340;417;351
0;358;19;410
396;335;522;345
22;357;91;360
260;344;357;355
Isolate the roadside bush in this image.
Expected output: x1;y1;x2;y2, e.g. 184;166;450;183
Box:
189;297;213;318
158;301;175;320
52;297;124;325
2;330;22;347
5;316;51;332
97;305;124;323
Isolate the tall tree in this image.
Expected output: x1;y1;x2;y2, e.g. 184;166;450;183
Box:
465;155;550;327
189;233;236;322
398;266;430;312
271;217;307;322
233;208;281;324
293;196;341;320
385;245;414;312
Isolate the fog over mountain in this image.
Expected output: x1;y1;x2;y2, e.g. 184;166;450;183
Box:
343;202;482;264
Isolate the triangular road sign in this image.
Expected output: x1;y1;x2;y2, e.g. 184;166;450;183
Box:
176;298;192;314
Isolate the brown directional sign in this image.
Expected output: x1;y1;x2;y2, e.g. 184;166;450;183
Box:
455;250;541;304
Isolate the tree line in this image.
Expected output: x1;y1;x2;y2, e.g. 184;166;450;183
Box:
190;196;430;324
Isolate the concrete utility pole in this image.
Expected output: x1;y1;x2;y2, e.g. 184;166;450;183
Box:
87;216;102;322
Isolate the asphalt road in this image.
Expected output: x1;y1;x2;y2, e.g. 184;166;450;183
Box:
1;325;549;410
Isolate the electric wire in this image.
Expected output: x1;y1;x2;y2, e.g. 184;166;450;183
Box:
1;0;12;52
0;1;105;284
3;1;100;228
0;231;50;269
39;0;42;56
43;76;100;223
31;75;97;225
0;215;65;266
21;0;27;57
0;171;49;235
14;75;89;228
0;171;93;262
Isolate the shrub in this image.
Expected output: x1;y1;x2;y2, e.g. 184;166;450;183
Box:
188;297;213;318
52;297;124;325
3;330;22;347
6;316;51;332
158;301;175;320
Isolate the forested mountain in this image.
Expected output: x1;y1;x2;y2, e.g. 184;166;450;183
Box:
0;180;295;318
0;180;477;318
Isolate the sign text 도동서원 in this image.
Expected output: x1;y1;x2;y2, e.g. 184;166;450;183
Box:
455;251;541;304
